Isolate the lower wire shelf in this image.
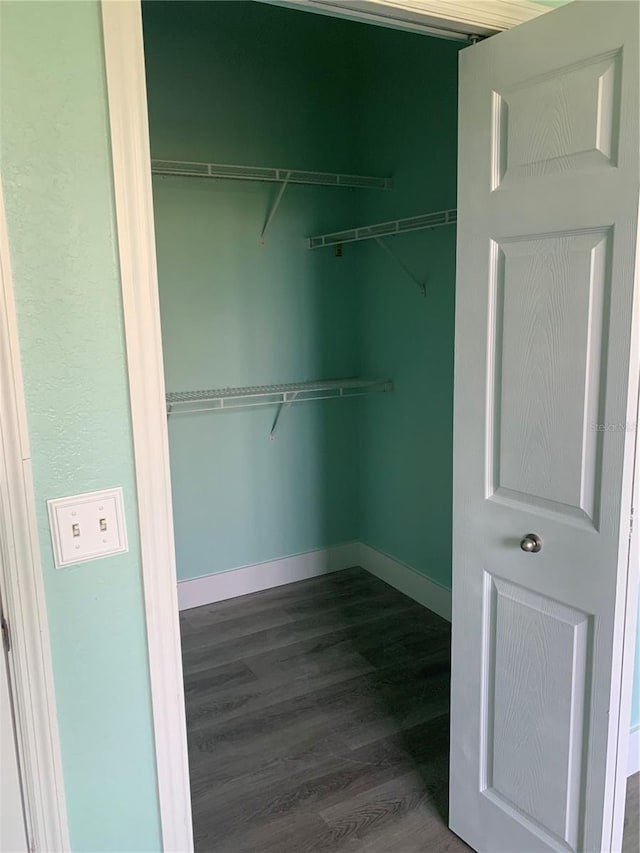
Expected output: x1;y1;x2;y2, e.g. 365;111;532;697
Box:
166;377;394;416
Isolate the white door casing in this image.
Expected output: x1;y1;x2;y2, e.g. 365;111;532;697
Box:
451;3;639;853
0;178;69;849
100;3;194;851
0;604;29;853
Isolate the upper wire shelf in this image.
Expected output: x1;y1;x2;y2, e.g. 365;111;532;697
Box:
151;160;393;191
308;208;457;249
166;377;394;416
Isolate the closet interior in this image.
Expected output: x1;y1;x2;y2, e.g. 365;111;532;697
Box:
142;1;460;849
145;0;458;584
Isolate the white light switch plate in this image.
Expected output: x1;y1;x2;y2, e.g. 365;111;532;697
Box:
47;487;128;568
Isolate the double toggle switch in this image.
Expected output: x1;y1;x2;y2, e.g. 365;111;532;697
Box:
47;487;128;568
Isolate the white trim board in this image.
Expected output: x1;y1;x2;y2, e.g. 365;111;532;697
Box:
0;178;69;848
358;543;452;622
178;542;453;622
101;3;193;852
177;543;361;610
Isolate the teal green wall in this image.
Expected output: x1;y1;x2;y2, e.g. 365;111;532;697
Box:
354;25;459;587
143;1;365;579
143;1;459;586
0;2;161;850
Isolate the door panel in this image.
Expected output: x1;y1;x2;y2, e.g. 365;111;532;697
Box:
494;49;622;184
451;2;639;852
482;576;590;850
490;228;610;525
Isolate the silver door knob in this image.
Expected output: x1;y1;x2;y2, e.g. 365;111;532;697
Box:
520;533;542;553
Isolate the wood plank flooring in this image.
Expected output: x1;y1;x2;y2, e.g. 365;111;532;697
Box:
180;567;640;853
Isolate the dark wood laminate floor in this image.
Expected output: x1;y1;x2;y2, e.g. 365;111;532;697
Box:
180;567;640;853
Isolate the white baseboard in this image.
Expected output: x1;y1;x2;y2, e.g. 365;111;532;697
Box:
358;543;452;622
629;725;640;776
177;542;361;610
177;540;453;621
177;540;453;620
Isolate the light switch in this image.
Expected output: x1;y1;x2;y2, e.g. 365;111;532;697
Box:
47;487;128;568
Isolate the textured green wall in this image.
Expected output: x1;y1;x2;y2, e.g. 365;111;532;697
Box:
143;1;460;588
143;1;365;579
0;2;161;850
355;24;460;587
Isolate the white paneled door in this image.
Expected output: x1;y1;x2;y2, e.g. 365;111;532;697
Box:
451;2;639;852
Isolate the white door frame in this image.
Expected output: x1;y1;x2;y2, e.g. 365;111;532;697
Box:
100;2;640;850
101;3;193;851
0;181;70;849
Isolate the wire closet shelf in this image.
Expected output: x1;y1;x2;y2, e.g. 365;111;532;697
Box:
151;160;393;191
308;208;457;249
166;378;394;416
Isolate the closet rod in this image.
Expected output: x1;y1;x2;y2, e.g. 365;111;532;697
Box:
308;208;457;248
166;378;394;417
151;160;393;191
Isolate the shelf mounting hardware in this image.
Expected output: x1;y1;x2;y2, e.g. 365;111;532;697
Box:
269;391;299;440
374;237;426;297
260;171;291;245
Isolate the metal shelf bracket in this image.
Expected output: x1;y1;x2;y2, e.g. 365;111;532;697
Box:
374;237;426;297
260;172;291;245
269;391;298;440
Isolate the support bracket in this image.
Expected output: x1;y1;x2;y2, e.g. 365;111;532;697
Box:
260;171;291;245
374;237;426;297
269;392;298;440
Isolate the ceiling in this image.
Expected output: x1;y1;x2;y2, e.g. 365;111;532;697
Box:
262;0;568;41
